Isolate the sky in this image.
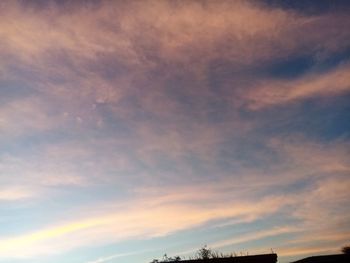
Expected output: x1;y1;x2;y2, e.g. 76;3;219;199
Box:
0;0;350;263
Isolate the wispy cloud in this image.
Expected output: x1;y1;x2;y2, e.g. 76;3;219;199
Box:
1;162;348;259
0;1;349;262
212;226;301;250
0;191;290;259
85;250;151;263
245;63;350;110
0;187;35;201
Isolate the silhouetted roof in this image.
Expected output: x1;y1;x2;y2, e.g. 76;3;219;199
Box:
160;254;277;263
291;254;350;263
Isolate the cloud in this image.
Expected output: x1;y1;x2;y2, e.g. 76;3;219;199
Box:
268;137;350;176
278;244;342;257
85;251;147;263
0;187;35;201
211;226;300;250
0;186;290;259
245;63;350;109
0;1;349;262
1;0;349;96
2;155;348;260
0;0;348;141
1;139;349;260
0;143;90;205
0;96;60;136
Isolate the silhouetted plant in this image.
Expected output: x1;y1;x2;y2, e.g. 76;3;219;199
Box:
196;245;212;259
150;245;254;262
160;253;182;262
342;245;350;254
210;251;220;258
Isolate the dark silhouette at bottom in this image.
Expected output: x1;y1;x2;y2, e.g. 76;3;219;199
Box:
291;254;350;263
159;254;277;263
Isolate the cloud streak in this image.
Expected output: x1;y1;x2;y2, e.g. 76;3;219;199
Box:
245;63;350;109
0;189;290;259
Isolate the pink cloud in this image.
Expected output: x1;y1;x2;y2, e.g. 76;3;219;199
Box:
245;63;350;110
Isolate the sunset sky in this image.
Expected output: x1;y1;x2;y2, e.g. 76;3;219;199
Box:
0;1;350;263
